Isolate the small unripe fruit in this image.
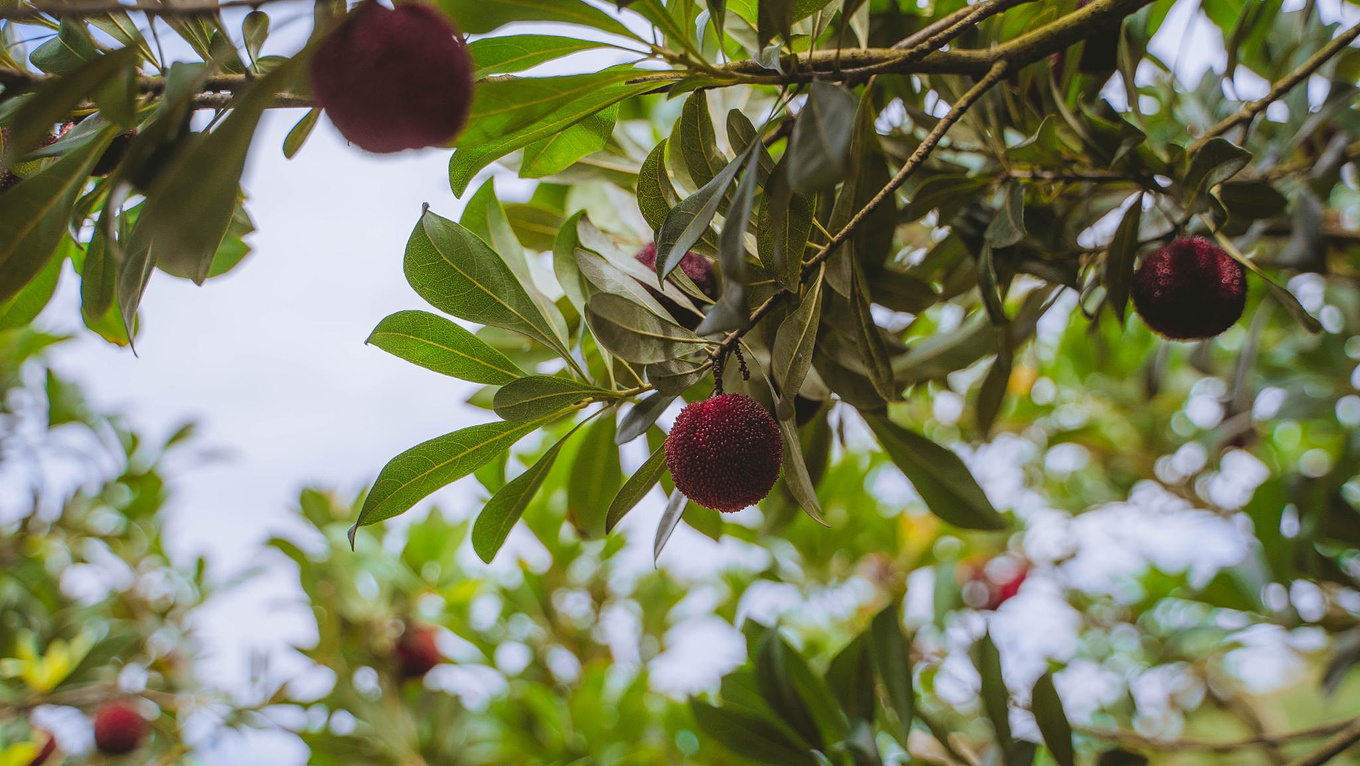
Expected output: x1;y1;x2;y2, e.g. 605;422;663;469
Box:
311;1;474;153
394;623;442;678
93;702;146;755
1131;236;1246;341
665;394;783;513
633;242;717;330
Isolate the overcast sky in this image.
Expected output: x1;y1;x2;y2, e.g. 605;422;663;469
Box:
21;0;1356;762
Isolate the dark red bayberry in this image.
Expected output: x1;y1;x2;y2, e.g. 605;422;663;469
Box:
1131;236;1247;341
634;242;717;330
665;394;783;513
93;702;146;755
311;1;474;153
394;623;442;679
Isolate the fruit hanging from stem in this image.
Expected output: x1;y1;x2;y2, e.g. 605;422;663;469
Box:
665;393;783;513
1131;236;1247;341
633;242;717;331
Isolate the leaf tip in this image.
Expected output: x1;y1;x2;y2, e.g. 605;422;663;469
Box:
346;522;358;550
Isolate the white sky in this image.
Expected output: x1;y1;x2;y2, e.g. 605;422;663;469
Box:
17;0;1356;762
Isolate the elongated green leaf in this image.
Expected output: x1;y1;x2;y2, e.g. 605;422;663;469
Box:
0;243;62;330
469;34;603;78
1104;194;1143;324
493;375;608;421
851;262;895;399
406;210;572;360
617;391;676;444
449;71;655;195
368;310;525;385
351;417;551;545
5;50;136;171
786;82;857;194
902;175;992;222
1032;672;1075;766
826;634;874;725
283;108;319;159
985;183;1026;248
758;161;812;290
868;604;913;746
690;700;817;766
586;293;706;364
437;0;636;37
0;127;114;304
568;413;623;537
575;236;699;321
672;91;725;190
773;271;823;404
521;104;618;178
656;151;744;280
472;426;577;562
130;53;303;284
973;631;1012;745
976;331;1013;437
777;417;827;525
696;143;759;336
638;140;680;232
1184;137;1251;203
606;443;667;533
756;633;839;748
653;489;688;562
864;414;1007;530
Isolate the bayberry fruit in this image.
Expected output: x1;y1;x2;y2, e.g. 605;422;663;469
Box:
311;1;474;153
1131;236;1246;340
93;702;146;755
634;242;716;330
665;394;783;513
394;623;442;678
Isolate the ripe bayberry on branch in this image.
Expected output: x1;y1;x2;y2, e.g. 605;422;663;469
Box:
665;394;783;513
311;1;474;153
394;623;442;679
633;243;717;330
92;702;147;755
1131;236;1247;341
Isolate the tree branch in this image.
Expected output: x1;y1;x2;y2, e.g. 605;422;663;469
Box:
0;0;298;19
709;60;1011;364
1085;717;1360;755
1286;716;1360;766
1191;18;1360;153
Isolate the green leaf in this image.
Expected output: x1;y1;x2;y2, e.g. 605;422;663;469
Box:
1104;194;1143;324
902;175;992;222
976;332;1013;437
638;140;680;232
0;127;114;305
449;70;655;196
0;242;63;330
405;210;573;360
985;183;1026;248
1032;672;1075;766
672;91;726;191
436;0;636;37
493;375;609;421
690;700;818;766
29;21;98;75
772;271;823;405
351;416;552;545
1184;137;1251;202
826;633;874;725
867;604;913;746
775;414;827;526
469;34;604;78
521;104;618;179
242;11;270;63
757;163;812;290
617;390;675;444
756;633;845;748
757;0;796;47
656;150;744;280
696;144;759;335
973;630;1011;745
567;413;623;537
127;53;304;286
850;261;895;400
472;425;576;562
586;293;706;365
368;309;526;385
1215;180;1288;221
606;443;667;533
5;48;137;172
864;414;1007;530
653;489;689;562
283;108;319;159
786;82;858;194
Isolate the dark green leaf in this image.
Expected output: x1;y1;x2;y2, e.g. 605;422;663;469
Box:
494;375;608;421
690;700;817;765
826;633;874;724
617;391;676;444
672;91;726;190
568;412;623;537
868;604;913;745
972;630;1011;744
757;163;812;290
368;309;526;385
1184;137;1251;202
0;243;62;330
1104;194;1143;324
985;183;1026;248
772;270;823;404
1215;180;1288;221
587;292;707;365
638;140;680;232
283;108;319;159
786;82;858;194
606;443;667;533
469;34;605;78
472;426;576;562
850;261;895;400
1032;672;1074;766
656;151;744;281
776;416;828;526
864;414;1007;530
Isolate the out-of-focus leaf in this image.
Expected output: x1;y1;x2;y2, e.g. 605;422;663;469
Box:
1104;194;1143;324
568;412;622;537
1183;137;1250;203
5;48;137;171
972;630;1011;745
1032;672;1074;766
867;604;913;745
690;699;818;765
984;183;1026;248
469;34;605;78
437;0;635;37
864;414;1006;530
653;489;688;562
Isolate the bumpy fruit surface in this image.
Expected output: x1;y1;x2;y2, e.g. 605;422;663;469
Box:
311;1;473;153
1131;236;1246;340
395;623;442;678
665;394;783;513
93;702;146;755
633;242;717;330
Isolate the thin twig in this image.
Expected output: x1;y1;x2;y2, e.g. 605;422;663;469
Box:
1084;717;1360;755
1286;716;1360;766
0;0;299;19
1191;19;1360;153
